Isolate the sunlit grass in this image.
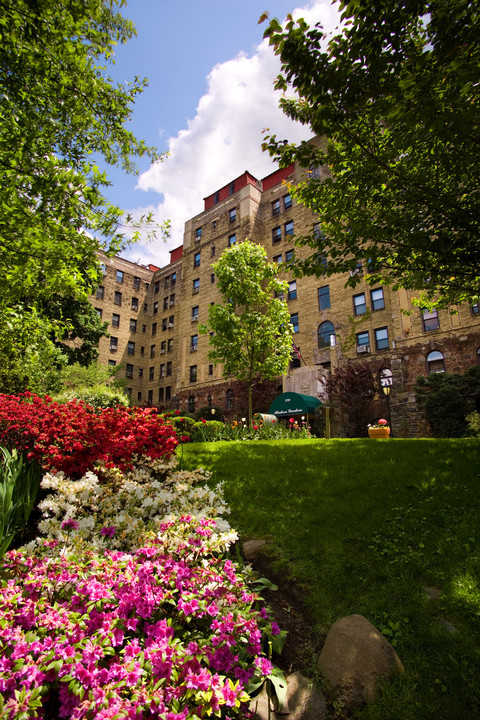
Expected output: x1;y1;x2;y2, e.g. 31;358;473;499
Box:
179;438;480;719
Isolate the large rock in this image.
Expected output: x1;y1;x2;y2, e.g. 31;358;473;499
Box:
251;671;327;720
318;614;404;711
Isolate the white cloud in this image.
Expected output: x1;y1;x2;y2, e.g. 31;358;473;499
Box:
123;0;339;268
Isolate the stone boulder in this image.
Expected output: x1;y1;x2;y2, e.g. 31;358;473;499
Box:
251;671;327;720
318;614;404;711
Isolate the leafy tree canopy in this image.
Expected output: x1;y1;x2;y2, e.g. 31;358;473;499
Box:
0;0;163;387
415;366;480;437
200;240;293;425
262;1;480;308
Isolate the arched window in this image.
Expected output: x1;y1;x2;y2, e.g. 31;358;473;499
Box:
188;395;196;413
427;350;445;374
226;389;234;411
318;321;335;349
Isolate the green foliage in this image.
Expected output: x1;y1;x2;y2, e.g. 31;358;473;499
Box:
194;406;225;422
200;241;293;425
0;0;165;383
261;2;480;307
191;420;226;443
54;384;130;409
168;415;196;437
466;411;480;438
327;360;383;436
415;366;480;437
52;362;129;408
0;447;42;559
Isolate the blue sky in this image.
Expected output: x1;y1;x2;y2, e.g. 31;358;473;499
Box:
106;0;340;267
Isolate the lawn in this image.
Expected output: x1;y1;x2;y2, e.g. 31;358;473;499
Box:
179;438;480;720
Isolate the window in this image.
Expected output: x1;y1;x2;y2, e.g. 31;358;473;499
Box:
208;364;213;376
129;318;137;332
214;191;219;204
150;345;155;358
140;346;145;356
154;281;160;294
163;296;168;311
273;254;282;264
110;337;118;352
190;365;197;383
285;220;294;236
148;390;153;404
422;308;440;332
226;389;234;411
229;208;236;223
159;364;165;378
168;315;174;328
114;291;122;306
195;227;202;241
142;324;146;332
96;286;104;300
427;350;445;374
126;364;133;378
188;395;196;413
272;199;280;216
318;285;331;310
165;386;171;401
371;288;385;311
353;293;367;315
471;303;479;316
167;338;173;353
164;277;170;290
191;306;199;321
210;273;215;284
283;193;292;210
171;273;176;286
151;322;157;336
95;307;102;318
194;252;201;268
166;361;172;377
108;359;116;367
290;313;299;333
154;301;159;314
143;303;148;312
318;321;335;348
228;234;236;247
356;331;370;351
127;341;135;356
374;327;389;350
162;318;167;331
310;164;321;179
160;341;166;354
285;249;294;262
193;278;200;294
116;270;124;284
229;181;235;195
131;297;138;311
158;387;164;403
212;220;217;229
170;294;175;306
288;280;297;301
151;366;156;380
272;226;281;243
211;245;216;257
100;263;107;275
138;368;143;378
191;334;198;352
137;392;142;401
133;276;140;290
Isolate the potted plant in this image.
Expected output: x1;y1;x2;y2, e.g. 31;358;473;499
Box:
367;418;391;439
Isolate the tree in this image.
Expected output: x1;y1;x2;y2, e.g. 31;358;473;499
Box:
261;1;480;308
415;366;480;437
200;241;293;426
0;0;163;381
327;360;383;437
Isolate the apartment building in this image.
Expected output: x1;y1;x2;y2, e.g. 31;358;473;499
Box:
91;147;480;436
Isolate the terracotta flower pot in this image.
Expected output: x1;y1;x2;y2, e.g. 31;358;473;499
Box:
368;427;390;439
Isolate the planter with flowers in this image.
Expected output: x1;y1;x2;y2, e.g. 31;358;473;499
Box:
368;418;391;439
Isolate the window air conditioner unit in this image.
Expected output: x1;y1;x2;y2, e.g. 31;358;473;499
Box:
110;347;117;352
192;288;199;294
190;346;198;352
350;268;361;277
357;345;370;354
160;349;166;354
167;323;174;328
191;316;199;322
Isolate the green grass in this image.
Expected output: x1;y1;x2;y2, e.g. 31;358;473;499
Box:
178;438;480;719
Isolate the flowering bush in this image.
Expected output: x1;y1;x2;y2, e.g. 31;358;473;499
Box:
0;393;178;477
368;418;390;430
27;457;234;554
0;517;279;720
186;417;312;443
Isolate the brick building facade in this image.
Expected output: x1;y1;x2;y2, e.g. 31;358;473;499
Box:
91;144;480;436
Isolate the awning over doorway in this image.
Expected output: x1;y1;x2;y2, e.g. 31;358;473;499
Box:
268;392;321;417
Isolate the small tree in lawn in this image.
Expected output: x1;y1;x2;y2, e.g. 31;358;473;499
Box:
200;240;293;426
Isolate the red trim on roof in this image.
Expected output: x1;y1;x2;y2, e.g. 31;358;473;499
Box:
261;164;294;191
170;246;183;262
204;171;260;210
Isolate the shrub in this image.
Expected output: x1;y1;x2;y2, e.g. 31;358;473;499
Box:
191;420;227;443
0;393;178;477
415;366;480;437
0;517;278;719
53;384;130;408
